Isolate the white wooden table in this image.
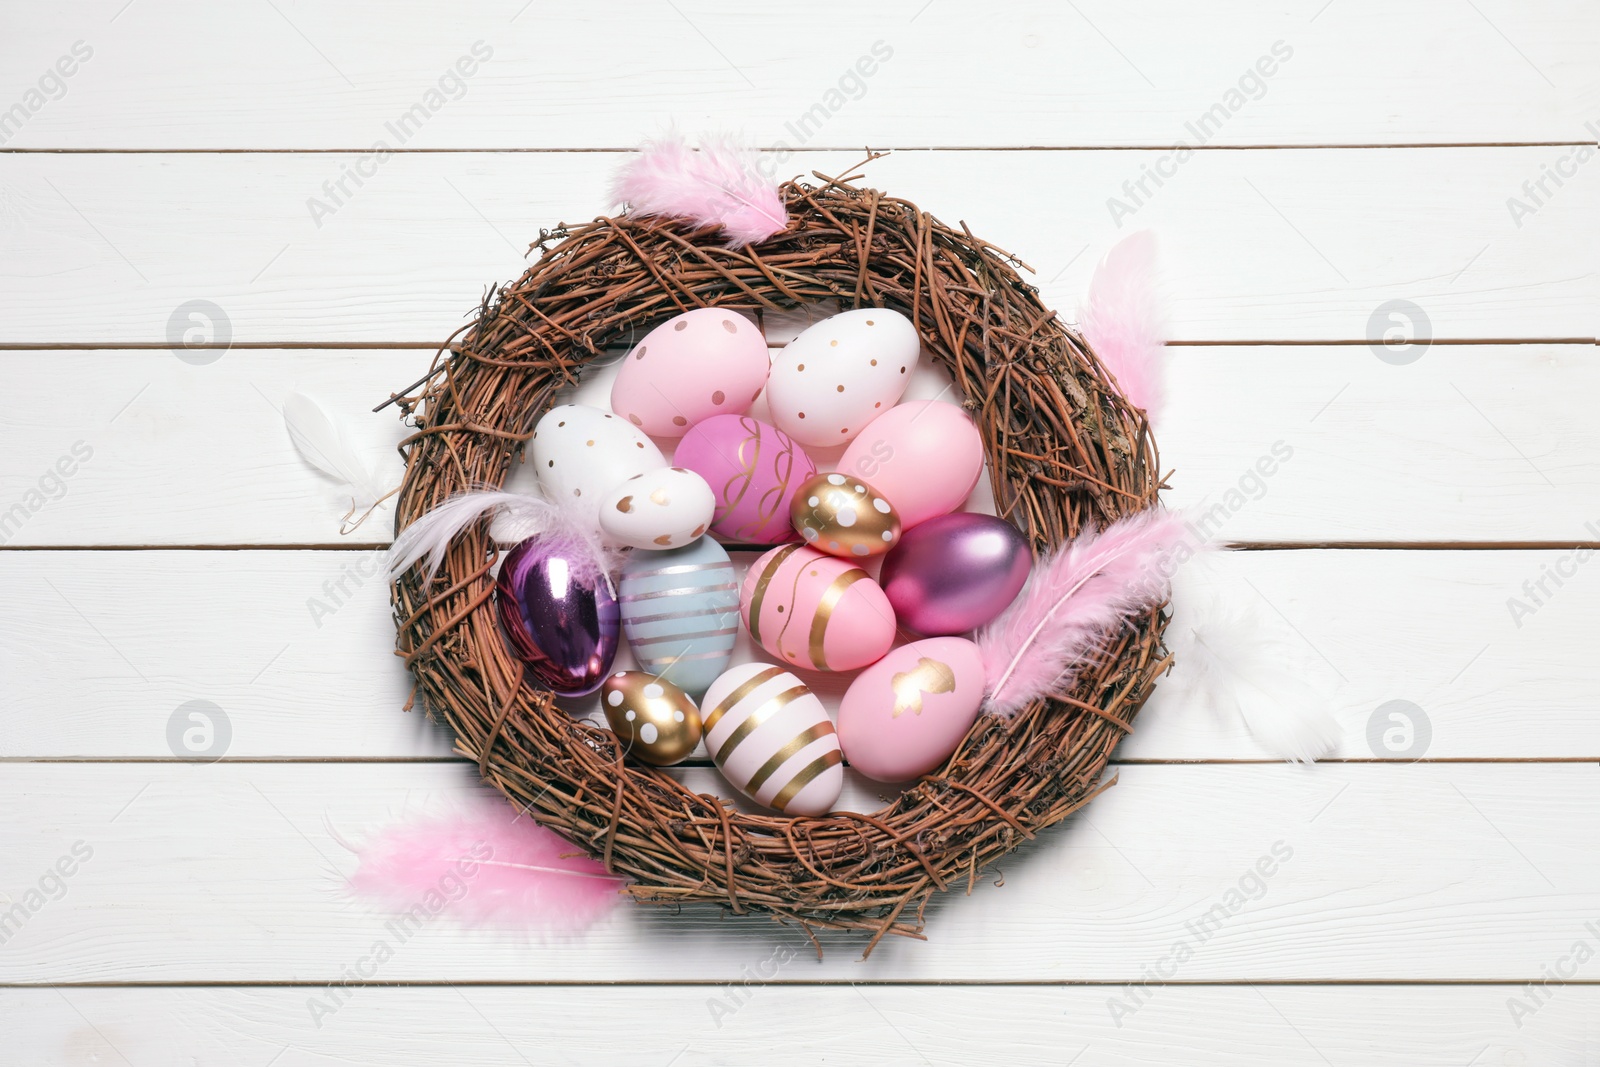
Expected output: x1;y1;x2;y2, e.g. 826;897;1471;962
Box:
3;2;1597;1062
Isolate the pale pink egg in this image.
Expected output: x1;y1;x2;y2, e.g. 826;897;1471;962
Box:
837;637;985;782
837;400;984;528
740;544;896;672
611;308;769;437
674;414;815;543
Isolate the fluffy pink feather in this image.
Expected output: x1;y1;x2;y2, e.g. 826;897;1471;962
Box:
1077;230;1168;419
611;131;787;248
342;796;624;933
978;509;1189;718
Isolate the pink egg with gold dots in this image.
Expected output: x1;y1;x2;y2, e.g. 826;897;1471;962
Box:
740;544;896;672
611;308;770;437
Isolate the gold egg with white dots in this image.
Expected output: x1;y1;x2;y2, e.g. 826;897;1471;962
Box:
602;671;703;766
790;472;902;559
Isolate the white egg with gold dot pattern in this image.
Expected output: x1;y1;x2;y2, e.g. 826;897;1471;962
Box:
599;465;716;550
531;404;664;523
765;308;920;448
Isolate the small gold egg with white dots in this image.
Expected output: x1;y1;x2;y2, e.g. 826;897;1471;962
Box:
602;671;703;766
789;472;902;559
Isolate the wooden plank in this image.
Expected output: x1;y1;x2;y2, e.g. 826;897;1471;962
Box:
1160;342;1600;542
3;546;1597;761
4;0;1595;149
0;350;413;548
0;149;1591;344
1;762;1594;982
3;985;1594;1065
4;344;1596;547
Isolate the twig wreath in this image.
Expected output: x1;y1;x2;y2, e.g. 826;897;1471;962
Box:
386;156;1168;955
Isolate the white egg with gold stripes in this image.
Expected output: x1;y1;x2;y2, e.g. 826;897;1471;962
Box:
618;538;740;697
700;662;843;816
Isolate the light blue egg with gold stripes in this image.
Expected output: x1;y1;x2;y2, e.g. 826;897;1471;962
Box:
619;538;741;697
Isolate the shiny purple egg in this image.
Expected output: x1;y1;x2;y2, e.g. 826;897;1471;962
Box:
879;513;1032;636
495;536;620;696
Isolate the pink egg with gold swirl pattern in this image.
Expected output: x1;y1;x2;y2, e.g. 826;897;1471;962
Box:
674;414;816;544
739;544;896;672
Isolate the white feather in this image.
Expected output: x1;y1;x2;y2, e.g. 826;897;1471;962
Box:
1163;565;1342;764
387;489;618;583
283;391;390;510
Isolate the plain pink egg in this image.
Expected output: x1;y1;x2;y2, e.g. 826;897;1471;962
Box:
611;308;770;437
740;544;896;672
837;400;984;527
837;636;985;782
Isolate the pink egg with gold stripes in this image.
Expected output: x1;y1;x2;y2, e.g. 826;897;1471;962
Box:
701;662;843;815
740;544;896;672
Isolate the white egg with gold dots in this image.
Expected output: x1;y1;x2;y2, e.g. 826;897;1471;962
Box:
531;404;664;520
765;308;920;448
599;466;716;550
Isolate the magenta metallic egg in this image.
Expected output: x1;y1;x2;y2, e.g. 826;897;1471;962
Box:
495;536;620;696
878;513;1032;636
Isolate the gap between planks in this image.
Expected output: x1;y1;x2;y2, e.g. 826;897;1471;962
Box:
10;978;1600;989
1;143;1594;154
6;541;1600;552
0;338;1594;351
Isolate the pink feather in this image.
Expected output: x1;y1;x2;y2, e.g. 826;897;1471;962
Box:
978;509;1189;718
611;131;787;249
1077;230;1168;419
342;796;624;933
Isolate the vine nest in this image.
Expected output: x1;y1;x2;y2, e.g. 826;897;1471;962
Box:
387;160;1169;956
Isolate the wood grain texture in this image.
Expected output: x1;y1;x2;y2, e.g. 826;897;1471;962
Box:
5;0;1597;1054
2;547;1596;761
2;762;1596;983
4;343;1597;547
3;0;1596;149
3;986;1595;1066
0;149;1592;345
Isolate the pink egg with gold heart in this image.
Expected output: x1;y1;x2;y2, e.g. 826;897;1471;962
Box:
611;308;770;436
837;637;985;782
